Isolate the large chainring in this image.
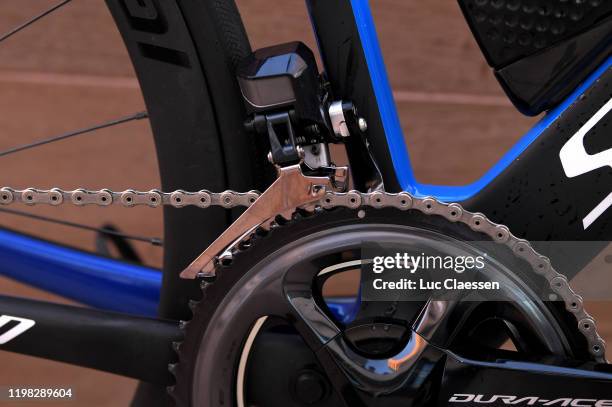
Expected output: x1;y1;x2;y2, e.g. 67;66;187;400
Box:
168;204;604;407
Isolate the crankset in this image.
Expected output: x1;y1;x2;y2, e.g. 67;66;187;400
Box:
2;139;609;407
169;202;612;407
0;36;608;406
161;155;603;364
1;163;605;365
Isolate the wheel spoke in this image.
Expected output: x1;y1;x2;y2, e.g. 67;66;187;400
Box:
0;111;148;158
0;0;73;44
0;206;162;246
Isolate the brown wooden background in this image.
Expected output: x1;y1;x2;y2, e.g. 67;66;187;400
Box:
0;1;608;406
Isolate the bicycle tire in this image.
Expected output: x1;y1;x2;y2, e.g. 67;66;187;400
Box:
104;1;267;405
107;0;268;320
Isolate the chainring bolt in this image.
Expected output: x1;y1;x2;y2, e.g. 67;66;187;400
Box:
293;370;328;405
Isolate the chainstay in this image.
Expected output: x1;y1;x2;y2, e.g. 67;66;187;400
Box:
0;186;605;361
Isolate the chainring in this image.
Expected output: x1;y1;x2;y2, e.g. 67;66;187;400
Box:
168;205;603;407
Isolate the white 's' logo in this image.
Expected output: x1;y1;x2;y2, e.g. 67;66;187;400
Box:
560;97;612;229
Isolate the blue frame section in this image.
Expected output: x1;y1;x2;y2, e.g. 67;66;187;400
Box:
0;229;160;316
1;0;611;315
350;0;612;202
349;0;416;190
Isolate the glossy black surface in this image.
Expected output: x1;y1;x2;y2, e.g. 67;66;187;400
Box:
459;0;612;68
323;331;446;400
459;0;612;115
237;41;321;122
440;352;612;404
0;295;182;386
245;325;612;406
464;66;612;280
246;326;343;407
307;0;402;191
496;18;612;115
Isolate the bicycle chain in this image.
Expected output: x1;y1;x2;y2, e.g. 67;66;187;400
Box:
0;187;260;209
0;186;605;362
319;191;606;362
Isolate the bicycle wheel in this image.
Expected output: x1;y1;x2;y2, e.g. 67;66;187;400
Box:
105;0;270;322
1;1;267;406
105;1;271;405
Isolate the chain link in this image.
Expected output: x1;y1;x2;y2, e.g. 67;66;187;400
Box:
0;185;605;362
318;190;606;362
0;187;260;209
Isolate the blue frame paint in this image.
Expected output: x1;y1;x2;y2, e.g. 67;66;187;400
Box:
0;229;160;316
1;0;610;316
349;0;612;202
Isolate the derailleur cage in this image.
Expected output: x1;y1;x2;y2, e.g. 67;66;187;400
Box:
180;163;348;279
180;40;380;279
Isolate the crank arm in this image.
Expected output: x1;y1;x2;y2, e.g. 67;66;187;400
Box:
181;164;342;279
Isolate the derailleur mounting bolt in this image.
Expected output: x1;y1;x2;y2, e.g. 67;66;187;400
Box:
358;117;368;132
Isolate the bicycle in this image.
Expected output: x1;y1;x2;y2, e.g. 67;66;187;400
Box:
0;0;611;406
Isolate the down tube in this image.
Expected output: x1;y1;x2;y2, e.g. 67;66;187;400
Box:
0;228;160;316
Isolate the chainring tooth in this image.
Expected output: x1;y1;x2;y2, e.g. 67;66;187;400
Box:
196;190;606;363
169;198;608;406
0;184;602;401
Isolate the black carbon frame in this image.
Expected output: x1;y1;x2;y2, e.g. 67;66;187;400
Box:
0;0;610;400
307;0;612;281
0;295;182;385
464;67;612;281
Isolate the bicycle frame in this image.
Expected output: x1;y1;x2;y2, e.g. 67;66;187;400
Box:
347;0;612;202
2;0;610;315
1;0;611;388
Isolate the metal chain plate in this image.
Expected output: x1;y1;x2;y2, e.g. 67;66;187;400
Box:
0;187;260;209
0;185;606;362
321;191;607;362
